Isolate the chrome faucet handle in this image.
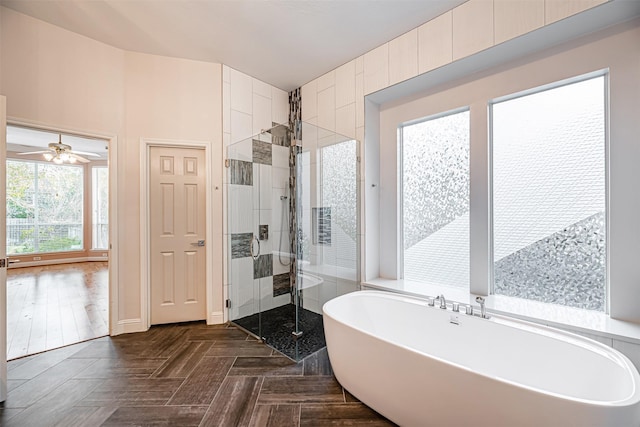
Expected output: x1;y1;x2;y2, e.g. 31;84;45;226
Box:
475;296;489;319
452;302;459;312
436;294;447;309
427;297;435;307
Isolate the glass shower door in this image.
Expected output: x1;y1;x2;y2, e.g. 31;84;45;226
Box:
227;123;359;361
293;123;360;358
227;135;262;337
227;126;293;343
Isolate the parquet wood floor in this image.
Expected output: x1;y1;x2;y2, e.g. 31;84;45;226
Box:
0;322;395;426
7;262;109;360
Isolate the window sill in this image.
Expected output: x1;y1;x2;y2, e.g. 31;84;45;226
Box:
362;278;640;345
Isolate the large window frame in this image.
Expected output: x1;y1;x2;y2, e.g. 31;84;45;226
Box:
375;19;640;327
6;158;85;255
6;156;110;257
379;62;620;309
391;71;609;312
398;107;470;290
488;72;608;312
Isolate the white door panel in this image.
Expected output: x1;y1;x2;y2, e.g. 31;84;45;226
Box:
150;146;206;325
0;95;7;401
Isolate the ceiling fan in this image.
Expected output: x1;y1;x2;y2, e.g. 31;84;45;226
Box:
18;134;101;164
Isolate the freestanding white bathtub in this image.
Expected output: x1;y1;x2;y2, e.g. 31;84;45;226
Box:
323;290;640;426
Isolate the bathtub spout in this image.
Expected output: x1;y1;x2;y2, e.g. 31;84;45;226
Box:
436;294;447;309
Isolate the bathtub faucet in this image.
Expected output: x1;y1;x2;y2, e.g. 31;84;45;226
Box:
475;296;489;319
435;294;447;309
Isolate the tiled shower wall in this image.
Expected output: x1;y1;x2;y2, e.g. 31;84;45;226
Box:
227;135;291;319
223;66;290;320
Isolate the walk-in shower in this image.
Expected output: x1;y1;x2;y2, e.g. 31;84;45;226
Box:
226;122;360;360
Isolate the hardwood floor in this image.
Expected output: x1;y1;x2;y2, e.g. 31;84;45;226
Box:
7;262;109;360
0;322;395;426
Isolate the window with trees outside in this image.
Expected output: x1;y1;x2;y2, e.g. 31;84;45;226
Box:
92;166;109;250
6;160;84;254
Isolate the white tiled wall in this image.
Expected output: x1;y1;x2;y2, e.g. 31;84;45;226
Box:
388;29;418;86
452;0;494;60
335;61;355;108
317;86;336;132
363;44;389;96
223;65;289;320
418;11;453;75
544;0;606;24
224;65;289;147
494;0;544;45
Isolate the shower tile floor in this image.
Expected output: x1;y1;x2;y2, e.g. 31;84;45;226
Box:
232;304;326;360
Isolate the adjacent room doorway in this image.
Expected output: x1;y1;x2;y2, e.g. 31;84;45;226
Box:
5;124;111;360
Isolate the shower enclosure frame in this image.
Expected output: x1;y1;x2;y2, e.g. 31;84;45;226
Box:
226;122;360;360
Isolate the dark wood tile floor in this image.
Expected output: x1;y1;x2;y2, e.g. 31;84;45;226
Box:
7;262;109;360
1;322;395;426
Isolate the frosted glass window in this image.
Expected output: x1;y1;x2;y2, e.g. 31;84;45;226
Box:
401;110;470;288
492;76;606;311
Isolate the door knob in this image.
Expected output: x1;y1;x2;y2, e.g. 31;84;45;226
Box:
191;240;205;247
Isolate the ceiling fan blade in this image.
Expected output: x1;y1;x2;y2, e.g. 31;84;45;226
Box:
70;150;101;157
17;150;50;155
70;153;90;163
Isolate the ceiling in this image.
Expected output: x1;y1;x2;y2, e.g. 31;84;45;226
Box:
7;125;109;159
0;0;467;91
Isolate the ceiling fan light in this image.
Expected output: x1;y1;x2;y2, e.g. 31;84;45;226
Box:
53;156;63;164
68;156;77;164
43;153;53;161
60;153;70;161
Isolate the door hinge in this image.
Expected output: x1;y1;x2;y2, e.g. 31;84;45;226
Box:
225;299;231;308
0;258;7;268
225;159;230;168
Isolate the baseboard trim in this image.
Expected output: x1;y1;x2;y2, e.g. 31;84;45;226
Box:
9;257;107;269
112;318;147;335
208;311;225;325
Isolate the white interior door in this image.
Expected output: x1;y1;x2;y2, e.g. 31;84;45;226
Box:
149;146;206;325
0;95;7;401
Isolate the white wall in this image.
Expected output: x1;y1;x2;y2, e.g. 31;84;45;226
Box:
0;7;223;332
125;52;223;327
0;7;125;134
